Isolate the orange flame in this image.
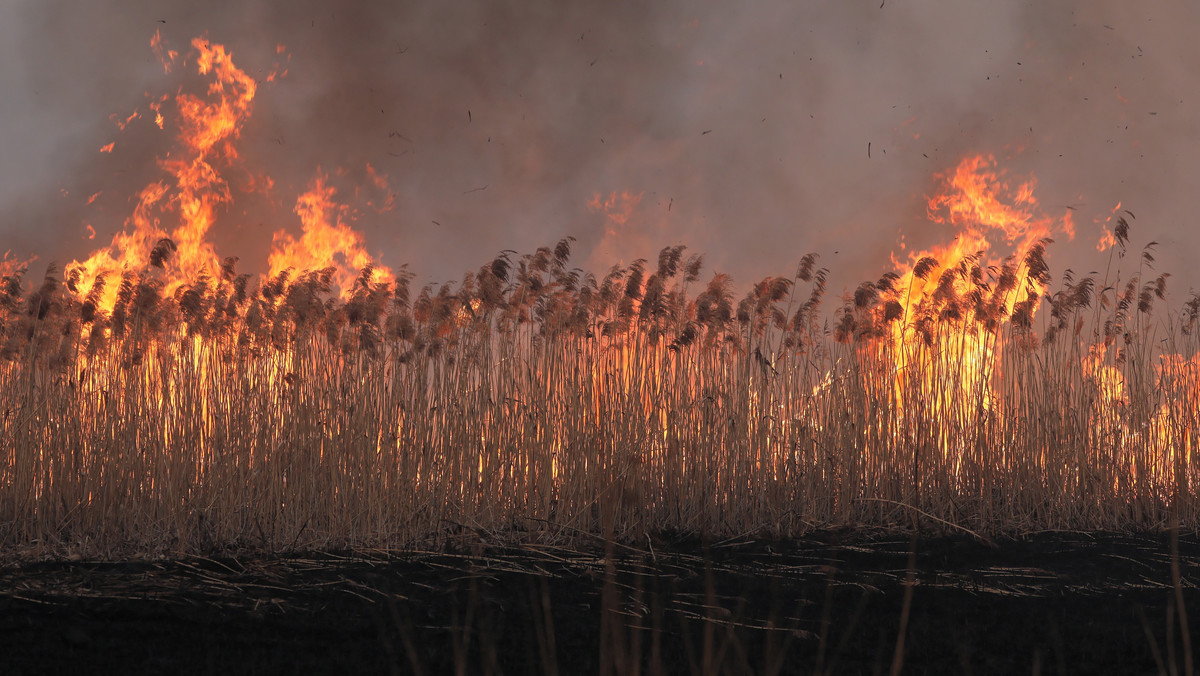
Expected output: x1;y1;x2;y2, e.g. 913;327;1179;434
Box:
150;29;179;74
0;250;32;278
68;36;255;312
67;34;386;315
1096;201;1123;252
268;174;395;295
881;154;1071;419
113;110;141;131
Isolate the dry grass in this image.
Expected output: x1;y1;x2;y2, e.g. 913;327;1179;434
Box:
0;232;1197;558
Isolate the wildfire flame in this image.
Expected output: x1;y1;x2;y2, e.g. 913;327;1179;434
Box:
269;174;395;295
869;154;1073;421
66;33;391;314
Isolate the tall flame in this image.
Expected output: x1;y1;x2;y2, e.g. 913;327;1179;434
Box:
67;36;257;312
878;154;1072;423
66;33;389;315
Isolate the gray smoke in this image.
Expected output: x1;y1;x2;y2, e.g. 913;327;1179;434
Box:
1;0;1198;297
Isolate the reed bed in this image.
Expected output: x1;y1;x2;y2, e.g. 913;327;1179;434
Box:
1;230;1197;557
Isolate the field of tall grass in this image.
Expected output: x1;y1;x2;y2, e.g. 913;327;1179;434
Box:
1;224;1197;557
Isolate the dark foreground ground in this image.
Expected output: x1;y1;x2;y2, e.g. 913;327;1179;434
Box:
1;530;1198;675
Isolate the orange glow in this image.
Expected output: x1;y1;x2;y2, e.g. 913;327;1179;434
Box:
1085;343;1126;405
99;143;115;154
588;190;642;227
588;190;662;269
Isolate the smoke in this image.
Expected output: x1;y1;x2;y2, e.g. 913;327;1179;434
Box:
2;0;1198;295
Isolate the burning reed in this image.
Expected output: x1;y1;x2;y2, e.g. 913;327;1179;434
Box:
1;225;1198;558
1;33;1197;558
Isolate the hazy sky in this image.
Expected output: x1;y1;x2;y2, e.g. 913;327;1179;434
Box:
2;0;1198;298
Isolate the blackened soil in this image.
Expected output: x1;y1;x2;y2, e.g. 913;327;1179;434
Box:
2;530;1198;675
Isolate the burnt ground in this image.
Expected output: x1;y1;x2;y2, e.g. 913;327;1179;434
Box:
1;530;1198;675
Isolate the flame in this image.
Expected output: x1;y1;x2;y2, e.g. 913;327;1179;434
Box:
1096;201;1123;252
878;154;1070;425
268;174;394;295
113;110;141;131
12;31;1200;549
67;33;386;314
67;36;254;312
267;43;290;82
1153;354;1198;487
0;250;31;278
150;28;179;73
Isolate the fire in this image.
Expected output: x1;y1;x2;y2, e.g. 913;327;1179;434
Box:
1085;343;1126;405
1153;354;1199;489
113;110;140;131
874;154;1071;421
1096;201;1125;253
268;174;395;295
5;29;1197;551
0;251;30;279
66;33;391;315
150;28;179;73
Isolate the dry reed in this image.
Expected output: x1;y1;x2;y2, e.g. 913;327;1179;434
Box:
1;231;1197;558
